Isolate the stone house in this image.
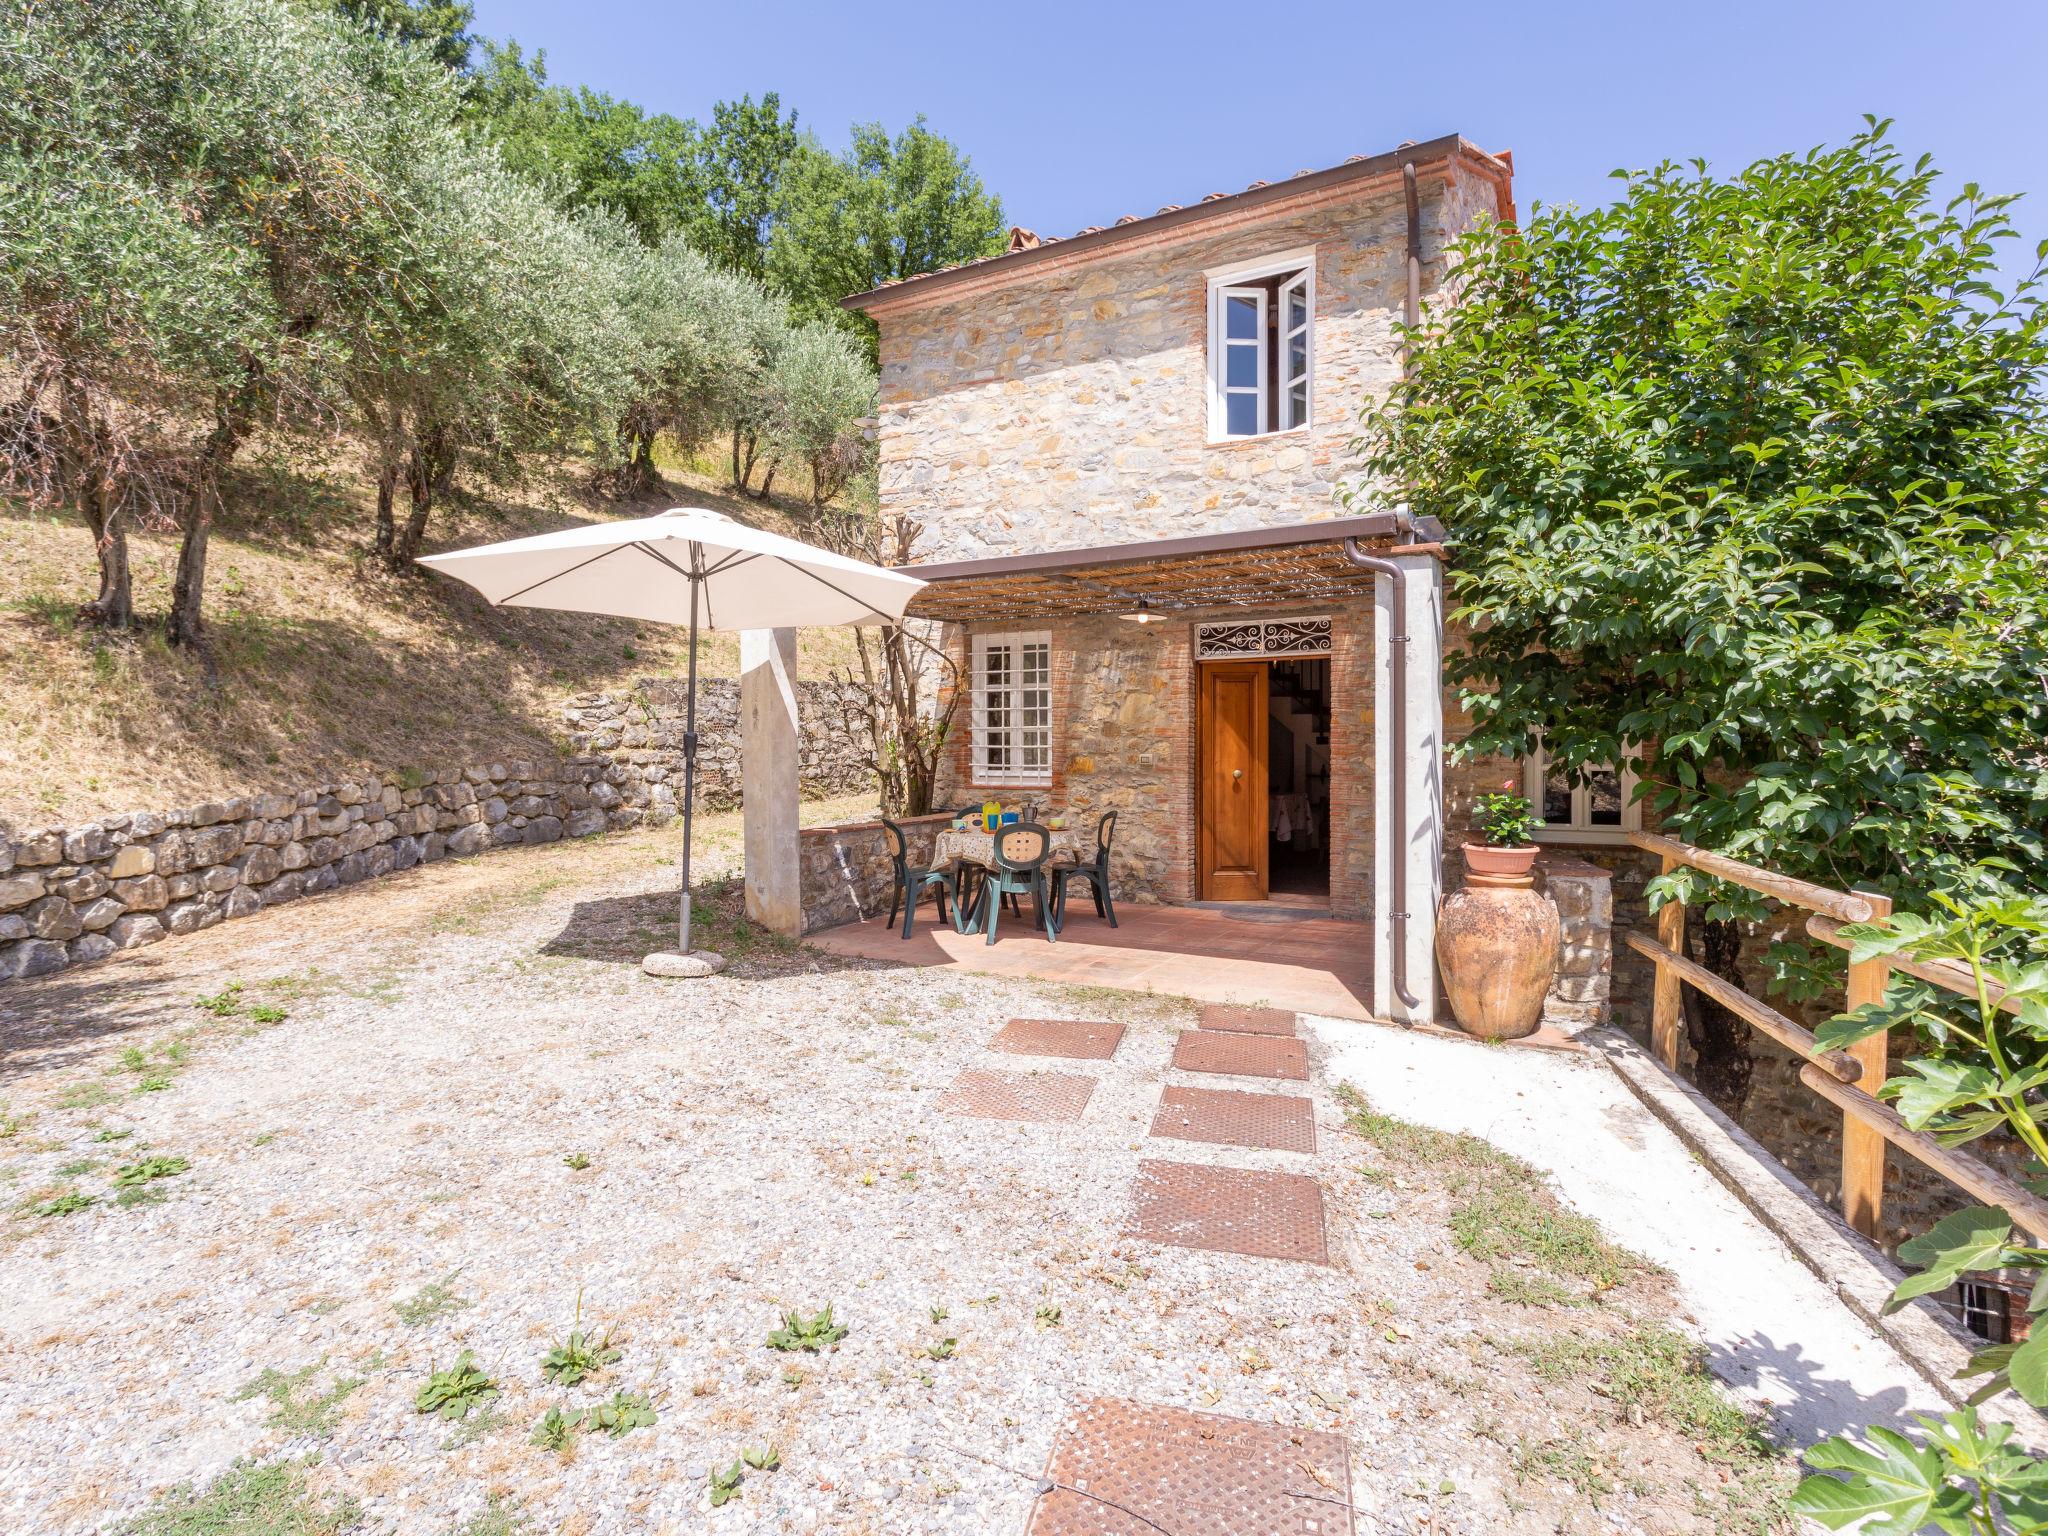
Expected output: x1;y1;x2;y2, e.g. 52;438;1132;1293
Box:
835;134;1641;1028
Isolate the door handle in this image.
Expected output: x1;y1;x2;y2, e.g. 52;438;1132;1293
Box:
1233;769;1243;782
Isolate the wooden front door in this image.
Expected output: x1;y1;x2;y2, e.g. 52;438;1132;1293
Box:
1198;662;1268;900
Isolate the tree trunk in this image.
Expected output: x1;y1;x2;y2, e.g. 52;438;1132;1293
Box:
731;424;764;494
750;459;776;501
167;395;246;653
57;381;132;628
1684;914;1755;1117
393;428;440;566
373;456;400;564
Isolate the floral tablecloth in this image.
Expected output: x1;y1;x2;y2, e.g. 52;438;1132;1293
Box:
932;825;1093;868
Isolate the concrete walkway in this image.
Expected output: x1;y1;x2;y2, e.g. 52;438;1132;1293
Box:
1309;1016;1954;1448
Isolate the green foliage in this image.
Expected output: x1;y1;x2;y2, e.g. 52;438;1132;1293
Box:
34;1189;97;1217
708;1458;744;1507
1795;1408;2048;1534
741;1445;780;1471
1350;121;2048;988
233;1361;364;1439
114;1155;190;1186
1470;790;1541;848
560;1152;591;1171
334;0;475;74
528;1404;574;1452
246;1005;288;1026
919;1336;957;1360
578;1390;654;1438
540;1292;619;1385
116;1458;360;1536
415;1351;496;1419
768;117;1006;361
394;1272;472;1326
1033;1302;1062;1331
195;984;246;1018
765;1304;847;1353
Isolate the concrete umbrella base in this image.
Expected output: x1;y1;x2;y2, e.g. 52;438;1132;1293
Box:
641;950;728;979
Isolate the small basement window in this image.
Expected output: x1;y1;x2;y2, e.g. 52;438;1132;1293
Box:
971;631;1053;787
1524;748;1642;844
1207;250;1313;440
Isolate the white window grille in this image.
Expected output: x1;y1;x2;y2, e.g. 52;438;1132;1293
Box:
1205;248;1315;440
1523;747;1642;844
971;631;1053;787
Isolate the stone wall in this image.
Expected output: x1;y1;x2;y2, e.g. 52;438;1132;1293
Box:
797;813;950;935
0;675;884;986
0;761;626;982
1538;854;1614;1034
561;676;873;816
871;164;1506;563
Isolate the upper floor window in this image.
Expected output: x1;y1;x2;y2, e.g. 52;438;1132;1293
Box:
1524;748;1642;844
971;631;1053;787
1206;249;1314;441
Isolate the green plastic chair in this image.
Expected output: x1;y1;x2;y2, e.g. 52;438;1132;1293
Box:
965;822;1056;945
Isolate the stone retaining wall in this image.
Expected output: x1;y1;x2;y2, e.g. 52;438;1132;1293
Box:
562;676;872;816
0;760;629;982
798;813;949;935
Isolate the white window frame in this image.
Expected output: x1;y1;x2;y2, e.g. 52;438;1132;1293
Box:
1524;747;1642;845
1278;270;1311;430
1215;285;1268;441
970;631;1053;788
1205;247;1316;442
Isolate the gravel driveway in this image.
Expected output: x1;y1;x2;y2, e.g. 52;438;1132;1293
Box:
1;809;1810;1534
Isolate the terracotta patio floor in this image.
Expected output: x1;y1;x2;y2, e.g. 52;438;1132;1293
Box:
804;902;1375;1020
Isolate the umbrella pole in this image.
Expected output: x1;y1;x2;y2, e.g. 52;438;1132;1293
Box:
678;560;700;956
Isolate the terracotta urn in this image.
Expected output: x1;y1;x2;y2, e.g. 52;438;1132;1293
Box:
1436;862;1559;1042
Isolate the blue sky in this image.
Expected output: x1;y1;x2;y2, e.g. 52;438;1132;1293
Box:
472;0;2048;286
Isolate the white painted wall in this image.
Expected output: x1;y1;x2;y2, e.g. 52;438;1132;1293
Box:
1372;555;1444;1023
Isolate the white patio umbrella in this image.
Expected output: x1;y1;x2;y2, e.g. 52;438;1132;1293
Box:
420;507;924;974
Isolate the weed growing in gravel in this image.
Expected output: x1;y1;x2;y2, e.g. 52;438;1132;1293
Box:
1512;1430;1614;1501
439;1402;505;1450
743;1445;780;1471
579;1390;655;1438
929;1304;948;1323
33;1189;96;1217
1488;1269;1583;1308
233;1361;364;1439
115;1155;190;1187
194;982;246;1017
530;1404;576;1452
541;1293;619;1386
919;1337;958;1361
415;1352;496;1420
135;1075;173;1094
445;1495;528;1536
55;1159;99;1177
1513;1328;1776;1463
1034;1302;1063;1330
121;1458;360;1536
561;1152;591;1171
766;1305;847;1353
246;1004;289;1025
57;1081;115;1111
0;1103;28;1138
709;1459;745;1506
92;1127;132;1143
394;1273;472;1326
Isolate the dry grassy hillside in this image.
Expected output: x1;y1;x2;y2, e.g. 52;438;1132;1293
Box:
0;445;863;829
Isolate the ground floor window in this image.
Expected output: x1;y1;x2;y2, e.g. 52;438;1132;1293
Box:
971;631;1052;787
1524;747;1640;843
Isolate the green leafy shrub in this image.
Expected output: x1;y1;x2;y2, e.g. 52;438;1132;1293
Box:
1470;788;1541;848
114;1155;190;1186
541;1293;619;1386
579;1391;654;1438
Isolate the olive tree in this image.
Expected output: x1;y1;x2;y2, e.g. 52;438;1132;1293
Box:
760;321;876;509
1349;121;2048;1110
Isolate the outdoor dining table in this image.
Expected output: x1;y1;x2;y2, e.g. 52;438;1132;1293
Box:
931;824;1093;870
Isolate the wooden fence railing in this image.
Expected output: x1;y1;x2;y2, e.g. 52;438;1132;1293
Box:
1626;829;2048;1246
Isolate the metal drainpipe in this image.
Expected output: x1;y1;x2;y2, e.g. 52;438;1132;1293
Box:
1346;155;1428;1012
1345;531;1421;1010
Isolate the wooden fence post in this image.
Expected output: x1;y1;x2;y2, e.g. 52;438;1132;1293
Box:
1842;888;1894;1241
1650;854;1684;1070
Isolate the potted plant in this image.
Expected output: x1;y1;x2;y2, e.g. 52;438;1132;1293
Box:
1437;780;1558;1041
1464;785;1543;878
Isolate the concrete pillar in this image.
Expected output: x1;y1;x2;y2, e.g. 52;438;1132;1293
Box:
1372;554;1445;1023
740;627;801;938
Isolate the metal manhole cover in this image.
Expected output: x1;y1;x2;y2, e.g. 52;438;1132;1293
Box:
1171;1031;1309;1081
1198;1004;1300;1036
936;1068;1095;1123
1128;1159;1328;1264
991;1018;1126;1060
1026;1395;1353;1535
1150;1085;1315;1153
